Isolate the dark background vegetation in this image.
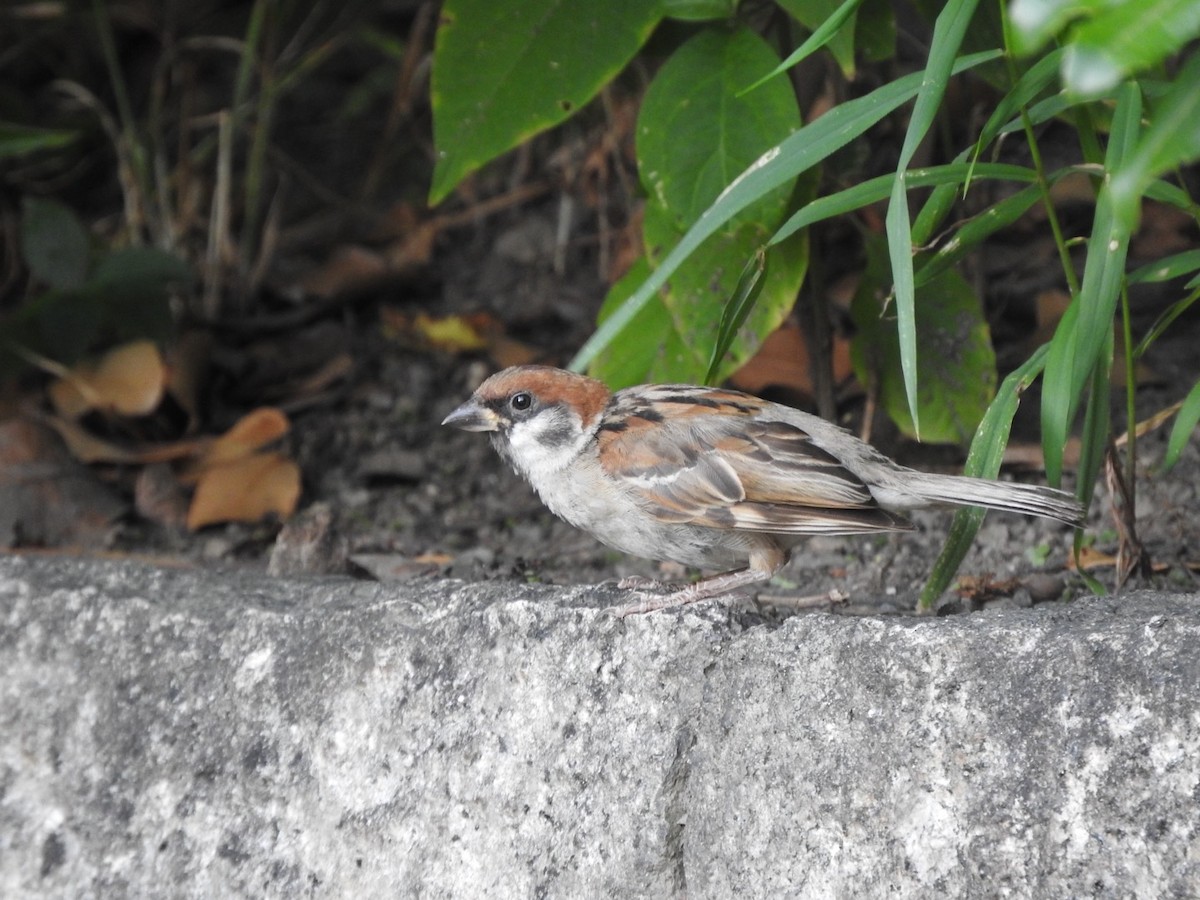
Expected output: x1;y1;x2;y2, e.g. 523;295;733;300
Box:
2;0;1198;614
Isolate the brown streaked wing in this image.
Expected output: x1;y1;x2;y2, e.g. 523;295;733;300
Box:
699;501;914;535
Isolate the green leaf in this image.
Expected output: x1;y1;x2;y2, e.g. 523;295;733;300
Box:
917;344;1050;610
1062;0;1200;95
637;27;801;228
591;258;692;386
592;26;807;387
886;0;983;438
913;183;1044;288
21;198;91;291
1164;379;1200;470
771;161;1037;244
1127;249;1200;285
1008;0;1082;56
0;122;80;159
856;0;897;62
30;289;106;363
429;0;663;204
705;248;768;384
91;248;192;344
770;0;865;81
851;238;995;443
1109;52;1200;234
569;49;1003;373
641;203;807;385
663;0;736;21
1041;82;1140;485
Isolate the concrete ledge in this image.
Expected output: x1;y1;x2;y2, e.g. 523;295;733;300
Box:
1;556;1198;897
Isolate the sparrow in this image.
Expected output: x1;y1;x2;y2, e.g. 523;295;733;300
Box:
443;365;1084;616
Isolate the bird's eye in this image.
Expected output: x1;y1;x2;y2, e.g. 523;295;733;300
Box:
510;392;533;412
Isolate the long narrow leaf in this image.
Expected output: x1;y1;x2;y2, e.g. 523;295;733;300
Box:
1164;378;1200;470
1041;82;1140;485
739;0;866;95
771;162;1037;245
913;183;1043;288
886;0;983;437
704;248;768;384
569;49;1003;373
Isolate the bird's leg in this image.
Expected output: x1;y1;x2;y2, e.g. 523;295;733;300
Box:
604;541;787;617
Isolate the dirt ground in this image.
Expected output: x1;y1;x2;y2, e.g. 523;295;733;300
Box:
75;191;1197;621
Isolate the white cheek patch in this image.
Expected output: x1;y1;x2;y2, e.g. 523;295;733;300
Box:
508;408;590;475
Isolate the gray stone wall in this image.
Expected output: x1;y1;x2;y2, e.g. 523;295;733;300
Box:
1;556;1197;897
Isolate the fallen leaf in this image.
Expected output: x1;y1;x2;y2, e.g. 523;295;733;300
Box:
48;340;166;418
186;451;301;530
189;407;290;475
1067;545;1169;573
731;320;855;399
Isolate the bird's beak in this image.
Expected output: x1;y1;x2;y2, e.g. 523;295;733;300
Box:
442;399;500;432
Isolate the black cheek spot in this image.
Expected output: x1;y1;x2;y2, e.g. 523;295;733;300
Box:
598;420;629;433
539;418;578;449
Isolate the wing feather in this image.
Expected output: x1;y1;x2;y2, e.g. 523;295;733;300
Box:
597;390;912;536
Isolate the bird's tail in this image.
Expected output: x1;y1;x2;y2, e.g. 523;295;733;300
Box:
884;473;1084;525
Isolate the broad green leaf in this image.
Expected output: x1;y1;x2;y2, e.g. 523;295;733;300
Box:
569;49;1003;373
1041;82;1139;485
31;289;106;363
637;28;801;229
663;0;736;21
92;248;192;344
643;203;808;385
1164;379;1200;471
852;238;995;443
917;344;1050;610
0;122;79;158
595;26;807;387
429;0;663;203
1062;0;1200;95
887;0;983;437
21;198;90;291
855;0;897;63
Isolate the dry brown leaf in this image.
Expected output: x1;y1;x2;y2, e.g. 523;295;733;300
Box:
48;340;166;419
1067;546;1169;573
731;321;855;398
192;408;290;473
186;452;301;530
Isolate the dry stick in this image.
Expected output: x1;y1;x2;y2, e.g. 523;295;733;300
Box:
204;111;234;320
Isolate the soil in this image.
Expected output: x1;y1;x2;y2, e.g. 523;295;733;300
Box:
95;193;1200;620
